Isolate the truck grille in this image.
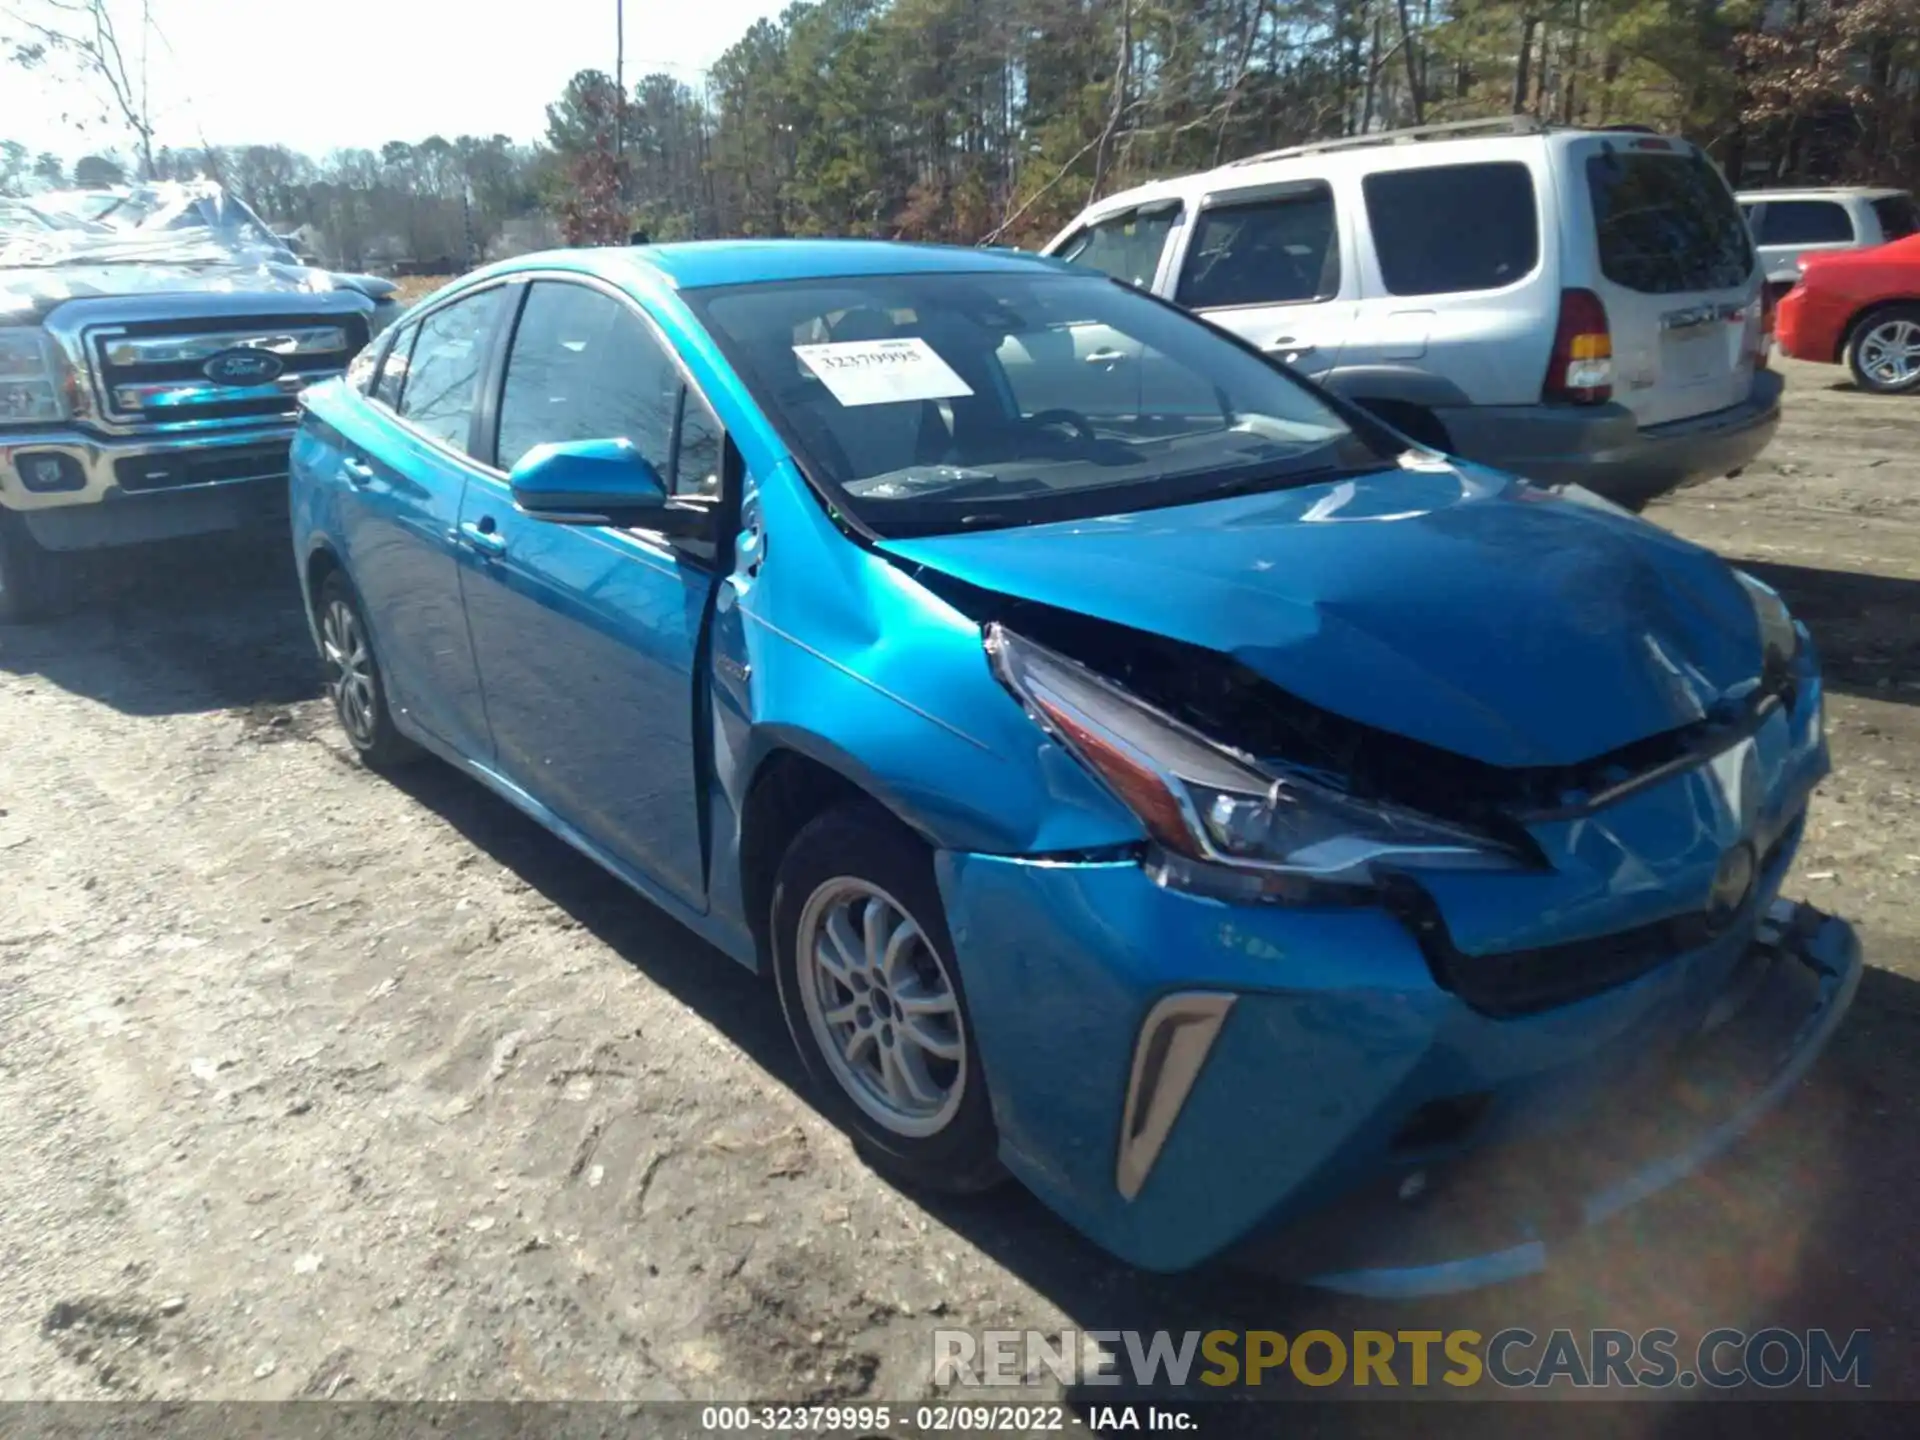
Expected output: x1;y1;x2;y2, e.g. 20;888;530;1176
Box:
90;313;368;426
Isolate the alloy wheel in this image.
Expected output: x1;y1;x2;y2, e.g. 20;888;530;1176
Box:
320;598;377;745
1857;317;1920;390
794;877;968;1139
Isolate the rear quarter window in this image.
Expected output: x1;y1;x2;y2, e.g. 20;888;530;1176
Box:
1756;200;1855;246
1362;161;1539;295
1587;150;1753;293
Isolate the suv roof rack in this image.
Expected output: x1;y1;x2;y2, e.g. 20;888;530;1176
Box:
1224;114;1561;167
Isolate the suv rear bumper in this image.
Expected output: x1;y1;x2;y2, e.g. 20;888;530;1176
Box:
0;425;293;550
1434;369;1784;509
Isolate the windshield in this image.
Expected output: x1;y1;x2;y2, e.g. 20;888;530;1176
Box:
684;270;1392;535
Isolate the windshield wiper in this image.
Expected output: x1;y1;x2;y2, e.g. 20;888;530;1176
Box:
1187;459;1383;503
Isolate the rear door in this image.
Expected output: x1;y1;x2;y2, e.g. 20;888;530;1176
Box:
1337;149;1556;405
330;285;506;760
1573;136;1762;428
1164;177;1352;381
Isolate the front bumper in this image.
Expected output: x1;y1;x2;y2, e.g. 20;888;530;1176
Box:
937;658;1845;1281
1435;369;1783;509
1249;900;1860;1296
0;424;293;550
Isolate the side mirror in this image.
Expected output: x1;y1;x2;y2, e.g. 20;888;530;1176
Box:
508;438;712;537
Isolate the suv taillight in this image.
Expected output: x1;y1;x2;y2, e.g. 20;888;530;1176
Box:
1543;288;1613;404
1755;288;1776;369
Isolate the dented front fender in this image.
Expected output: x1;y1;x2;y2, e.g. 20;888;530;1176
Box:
711;460;1143;859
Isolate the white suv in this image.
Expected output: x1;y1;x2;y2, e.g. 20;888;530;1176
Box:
1044;118;1780;509
1737;186;1918;295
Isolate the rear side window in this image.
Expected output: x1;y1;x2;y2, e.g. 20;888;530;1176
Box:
395;288;504;452
1056;206;1179;289
1587;151;1753;293
1175;183;1339;309
1362;162;1538;295
1873;194;1918;241
1756;201;1855;246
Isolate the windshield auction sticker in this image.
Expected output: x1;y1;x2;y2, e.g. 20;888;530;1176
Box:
794;337;976;407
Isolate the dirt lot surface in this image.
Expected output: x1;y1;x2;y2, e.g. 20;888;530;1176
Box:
2;358;1916;1423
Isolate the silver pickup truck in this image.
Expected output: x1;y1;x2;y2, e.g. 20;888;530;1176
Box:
0;226;380;621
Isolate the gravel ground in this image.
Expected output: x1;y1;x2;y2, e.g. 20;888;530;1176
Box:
1;358;1916;1420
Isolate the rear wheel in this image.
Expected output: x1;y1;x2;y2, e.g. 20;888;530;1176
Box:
317;570;420;769
771;803;1003;1194
1846;305;1920;394
0;506;72;624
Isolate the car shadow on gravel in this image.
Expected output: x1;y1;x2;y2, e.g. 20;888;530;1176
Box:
383;748;1920;1421
1739;560;1920;708
0;533;320;717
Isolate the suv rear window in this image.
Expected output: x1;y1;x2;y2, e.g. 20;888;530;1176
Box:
1587;150;1753;293
1362;162;1539;295
1756;200;1855;246
1873;194;1918;241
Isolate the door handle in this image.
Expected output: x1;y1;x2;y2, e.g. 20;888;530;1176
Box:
458;519;506;558
341;456;374;487
1084;348;1129;364
1264;338;1315;356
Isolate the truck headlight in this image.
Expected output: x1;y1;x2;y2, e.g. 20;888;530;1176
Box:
986;624;1526;898
0;329;64;424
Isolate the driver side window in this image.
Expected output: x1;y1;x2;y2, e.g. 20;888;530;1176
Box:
1175;183;1340;310
496;281;719;496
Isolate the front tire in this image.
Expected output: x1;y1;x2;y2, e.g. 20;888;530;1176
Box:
1846;305;1920;394
771;803;1003;1194
316;570;420;769
0;506;73;624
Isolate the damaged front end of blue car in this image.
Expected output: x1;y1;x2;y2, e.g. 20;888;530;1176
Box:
825;468;1857;1288
675;253;1857;1293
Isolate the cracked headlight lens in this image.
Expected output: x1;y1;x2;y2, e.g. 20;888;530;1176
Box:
986;624;1524;895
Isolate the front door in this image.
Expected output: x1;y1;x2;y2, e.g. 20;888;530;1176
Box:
456;278;723;908
1166;178;1354;382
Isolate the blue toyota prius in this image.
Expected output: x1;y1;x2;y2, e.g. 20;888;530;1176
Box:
291;240;1859;1293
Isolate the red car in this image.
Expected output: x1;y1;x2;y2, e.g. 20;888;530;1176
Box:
1776;232;1920;393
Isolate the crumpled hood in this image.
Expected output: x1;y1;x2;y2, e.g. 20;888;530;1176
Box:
1;227;333;324
882;464;1768;769
0;262;328;321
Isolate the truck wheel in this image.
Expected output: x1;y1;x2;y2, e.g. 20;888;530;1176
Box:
1846;305;1920;394
316;570;421;769
771;802;1004;1195
0;506;72;624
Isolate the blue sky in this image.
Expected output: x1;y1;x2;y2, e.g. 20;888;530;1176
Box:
1;0;785;163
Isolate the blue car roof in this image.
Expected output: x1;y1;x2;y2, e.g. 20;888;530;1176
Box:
504;239;1073;291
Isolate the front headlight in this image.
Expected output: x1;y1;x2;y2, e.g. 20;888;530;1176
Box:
0;329;64;424
986;625;1525;899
